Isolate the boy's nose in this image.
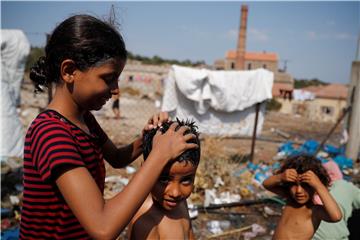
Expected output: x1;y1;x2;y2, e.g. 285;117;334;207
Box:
168;183;181;199
296;185;303;193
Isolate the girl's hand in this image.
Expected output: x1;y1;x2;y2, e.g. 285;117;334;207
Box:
299;170;323;191
151;122;198;162
281;168;298;183
142;112;170;135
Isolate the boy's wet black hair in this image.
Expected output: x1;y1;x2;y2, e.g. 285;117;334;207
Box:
277;154;330;187
143;118;200;166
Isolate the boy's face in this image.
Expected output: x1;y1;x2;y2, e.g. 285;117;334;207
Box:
289;181;314;204
151;160;197;211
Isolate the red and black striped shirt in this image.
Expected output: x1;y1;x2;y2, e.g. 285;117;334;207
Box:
20;109;108;239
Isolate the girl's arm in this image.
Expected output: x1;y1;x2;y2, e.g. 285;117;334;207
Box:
103;112;169;168
102;137;143;168
300;170;342;222
57;123;198;240
262;168;297;198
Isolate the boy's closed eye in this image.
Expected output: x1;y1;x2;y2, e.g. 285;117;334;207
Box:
157;175;195;185
180;176;195;185
158;176;171;184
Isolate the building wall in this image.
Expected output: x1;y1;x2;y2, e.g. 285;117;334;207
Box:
244;60;277;72
275;97;346;122
222;59;277;72
275;97;293;114
119;61;170;96
309;98;347;122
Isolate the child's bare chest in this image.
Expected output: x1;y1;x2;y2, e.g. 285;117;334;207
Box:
275;206;315;239
157;217;190;240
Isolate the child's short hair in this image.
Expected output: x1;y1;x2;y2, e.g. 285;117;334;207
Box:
278;155;331;187
143;119;200;166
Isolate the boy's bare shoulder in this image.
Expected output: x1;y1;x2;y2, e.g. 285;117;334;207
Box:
131;196;154;222
129;196;161;239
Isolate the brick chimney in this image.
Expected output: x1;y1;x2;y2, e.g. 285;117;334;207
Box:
236;5;248;70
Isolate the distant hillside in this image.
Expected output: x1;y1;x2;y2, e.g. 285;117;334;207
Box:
25;47;206;70
294;78;328;89
127;51;206;67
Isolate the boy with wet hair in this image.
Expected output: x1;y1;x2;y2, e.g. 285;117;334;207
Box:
128;118;200;240
263;155;342;240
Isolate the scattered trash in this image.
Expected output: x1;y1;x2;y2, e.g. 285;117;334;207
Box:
333;155;353;170
187;203;198;219
206;220;231;234
104;175;130;199
242;223;267;240
204;189;242;206
207;225;253;239
271;128;290;139
263;206;281;216
1;226;19;240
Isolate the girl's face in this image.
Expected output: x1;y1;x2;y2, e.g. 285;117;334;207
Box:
289;182;314;205
151;160;197;211
72;58;125;111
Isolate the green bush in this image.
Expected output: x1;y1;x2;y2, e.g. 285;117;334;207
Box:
266;98;282;111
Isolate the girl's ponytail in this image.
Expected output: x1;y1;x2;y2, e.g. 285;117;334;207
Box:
30;56;49;93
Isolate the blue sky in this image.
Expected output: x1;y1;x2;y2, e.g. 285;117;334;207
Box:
2;1;359;84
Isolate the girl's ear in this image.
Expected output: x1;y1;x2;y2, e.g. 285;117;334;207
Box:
60;59;77;83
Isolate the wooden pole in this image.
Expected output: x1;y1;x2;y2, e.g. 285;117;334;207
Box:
207;225;252;239
250;103;261;162
346;61;360;161
314;106;351;156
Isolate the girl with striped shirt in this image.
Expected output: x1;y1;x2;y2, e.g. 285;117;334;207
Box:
20;14;198;239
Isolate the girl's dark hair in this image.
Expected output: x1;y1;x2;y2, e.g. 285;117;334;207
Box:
143;118;201;166
278;155;331;187
30;14;127;92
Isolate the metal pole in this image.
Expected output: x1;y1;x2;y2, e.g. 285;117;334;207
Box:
250;102;260;162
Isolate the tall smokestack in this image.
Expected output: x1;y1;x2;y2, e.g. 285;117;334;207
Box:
236;5;248;70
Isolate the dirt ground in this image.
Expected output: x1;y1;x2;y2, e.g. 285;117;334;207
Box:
18;78;349;239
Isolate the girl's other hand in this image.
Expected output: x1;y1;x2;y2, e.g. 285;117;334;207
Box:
281;168;298;183
142;112;170;134
151;122;198;163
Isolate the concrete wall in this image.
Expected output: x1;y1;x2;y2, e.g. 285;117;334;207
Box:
276;98;293;114
275;97;346;123
310;98;347;122
120;61;170;95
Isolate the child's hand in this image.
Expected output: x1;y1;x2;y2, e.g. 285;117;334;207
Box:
299;170;323;191
142;112;170;135
281;168;298;183
151;122;198;162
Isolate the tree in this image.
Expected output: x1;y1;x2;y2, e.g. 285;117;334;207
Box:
294;78;328;89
